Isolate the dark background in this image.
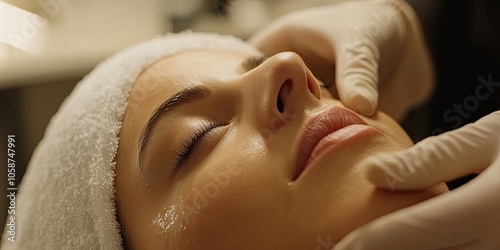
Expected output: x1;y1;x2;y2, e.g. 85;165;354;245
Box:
403;0;500;189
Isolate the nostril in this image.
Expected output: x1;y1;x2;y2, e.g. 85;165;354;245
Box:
277;79;293;113
277;97;284;113
307;79;314;94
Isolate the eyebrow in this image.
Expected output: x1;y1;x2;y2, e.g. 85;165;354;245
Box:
240;54;270;72
137;54;270;178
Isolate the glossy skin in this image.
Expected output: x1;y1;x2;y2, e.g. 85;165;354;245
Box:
115;49;447;250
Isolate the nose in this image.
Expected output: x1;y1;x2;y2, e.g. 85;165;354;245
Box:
240;52;321;132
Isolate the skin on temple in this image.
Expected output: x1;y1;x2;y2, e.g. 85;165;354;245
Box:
114;49;448;250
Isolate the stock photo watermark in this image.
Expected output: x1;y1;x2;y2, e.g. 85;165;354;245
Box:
140;67;299;232
0;0;70;51
315;234;335;250
159;107;295;228
152;159;243;232
340;0;404;80
6;135;17;243
379;74;499;190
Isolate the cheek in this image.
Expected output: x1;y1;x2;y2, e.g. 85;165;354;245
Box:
174;145;292;248
292;156;446;244
368;111;414;148
325;176;447;242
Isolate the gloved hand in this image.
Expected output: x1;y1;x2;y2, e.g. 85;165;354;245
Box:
249;0;434;121
332;110;500;250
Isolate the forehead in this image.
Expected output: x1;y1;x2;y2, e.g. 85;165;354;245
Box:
133;49;252;111
132;48;251;109
121;49;253;153
142;49;252;87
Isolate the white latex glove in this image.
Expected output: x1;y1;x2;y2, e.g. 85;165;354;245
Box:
333;110;500;250
249;0;434;121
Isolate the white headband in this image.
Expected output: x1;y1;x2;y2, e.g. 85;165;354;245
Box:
1;31;261;249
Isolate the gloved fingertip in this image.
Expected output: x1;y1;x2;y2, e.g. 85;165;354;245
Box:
341;81;378;116
359;155;404;190
350;93;376;116
364;164;393;188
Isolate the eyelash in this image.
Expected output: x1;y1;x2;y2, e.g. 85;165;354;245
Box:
173;117;226;171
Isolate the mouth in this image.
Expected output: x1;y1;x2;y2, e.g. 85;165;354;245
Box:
292;106;378;181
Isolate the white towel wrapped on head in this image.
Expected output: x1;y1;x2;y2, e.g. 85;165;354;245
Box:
0;31;261;250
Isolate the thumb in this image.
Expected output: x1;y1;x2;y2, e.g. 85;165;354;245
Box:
361;111;500;190
335;36;380;116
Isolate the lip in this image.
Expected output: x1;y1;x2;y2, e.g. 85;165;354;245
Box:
292;106;377;181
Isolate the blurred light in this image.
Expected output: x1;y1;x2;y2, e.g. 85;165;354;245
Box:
1;0;40;14
170;0;202;18
0;43;8;68
228;0;269;37
0;1;47;52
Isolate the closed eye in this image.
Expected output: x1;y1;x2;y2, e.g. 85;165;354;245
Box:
173;118;226;172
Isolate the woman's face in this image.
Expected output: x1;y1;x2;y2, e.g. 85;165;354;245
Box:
115;49;447;249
